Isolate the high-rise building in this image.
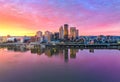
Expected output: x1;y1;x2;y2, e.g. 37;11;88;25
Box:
64;24;69;40
76;29;79;38
54;32;59;40
59;26;64;39
36;31;43;42
70;28;79;39
36;31;42;38
44;31;52;42
70;27;76;39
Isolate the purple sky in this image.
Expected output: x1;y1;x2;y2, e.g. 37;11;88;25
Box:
0;0;120;36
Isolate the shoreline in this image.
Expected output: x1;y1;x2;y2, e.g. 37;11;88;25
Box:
0;42;119;50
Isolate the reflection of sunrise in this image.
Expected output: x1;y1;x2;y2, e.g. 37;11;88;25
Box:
0;0;120;36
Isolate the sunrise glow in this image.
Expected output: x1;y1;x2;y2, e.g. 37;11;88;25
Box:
0;0;120;36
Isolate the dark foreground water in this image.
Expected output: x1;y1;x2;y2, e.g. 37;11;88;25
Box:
0;47;120;82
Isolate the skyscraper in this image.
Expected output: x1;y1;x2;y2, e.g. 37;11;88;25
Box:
64;24;69;40
54;32;59;40
44;31;52;42
70;27;76;39
36;31;42;38
76;29;79;38
36;31;43;42
59;26;64;39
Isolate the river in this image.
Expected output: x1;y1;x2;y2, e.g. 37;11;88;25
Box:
0;47;120;82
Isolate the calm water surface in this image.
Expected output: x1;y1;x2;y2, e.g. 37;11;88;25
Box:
0;47;120;82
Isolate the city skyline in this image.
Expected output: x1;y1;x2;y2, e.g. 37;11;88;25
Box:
0;23;120;37
0;0;120;36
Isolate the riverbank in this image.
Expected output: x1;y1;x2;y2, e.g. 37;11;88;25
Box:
0;42;120;50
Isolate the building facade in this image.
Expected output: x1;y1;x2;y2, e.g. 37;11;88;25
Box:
70;27;76;39
36;31;42;38
59;26;64;39
36;31;43;42
44;31;52;42
64;24;69;40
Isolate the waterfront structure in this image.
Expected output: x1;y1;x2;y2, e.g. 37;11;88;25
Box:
0;23;119;46
64;24;69;40
59;26;64;39
7;37;17;42
21;36;31;43
0;36;7;43
0;37;2;43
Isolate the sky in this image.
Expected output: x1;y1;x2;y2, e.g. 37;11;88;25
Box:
0;0;120;36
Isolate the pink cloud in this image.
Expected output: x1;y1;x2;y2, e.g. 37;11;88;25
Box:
0;0;120;35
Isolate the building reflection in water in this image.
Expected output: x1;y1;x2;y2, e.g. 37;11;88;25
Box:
30;47;80;63
64;49;69;62
4;45;95;62
70;49;79;59
7;46;28;52
89;49;94;53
